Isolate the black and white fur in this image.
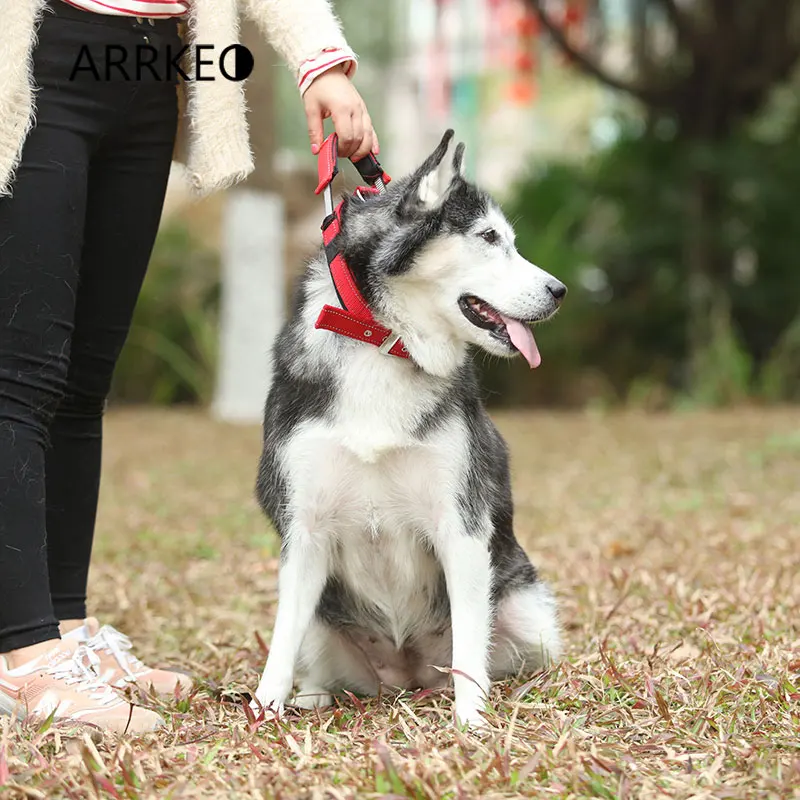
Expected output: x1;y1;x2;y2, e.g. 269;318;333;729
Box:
252;131;565;729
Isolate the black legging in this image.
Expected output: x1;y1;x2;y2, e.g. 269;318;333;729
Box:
0;4;180;652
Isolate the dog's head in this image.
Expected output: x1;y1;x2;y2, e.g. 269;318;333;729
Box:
340;130;567;376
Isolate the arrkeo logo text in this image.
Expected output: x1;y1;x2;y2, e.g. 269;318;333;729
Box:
69;44;254;82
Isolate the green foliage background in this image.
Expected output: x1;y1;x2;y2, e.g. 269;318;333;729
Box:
482;109;800;408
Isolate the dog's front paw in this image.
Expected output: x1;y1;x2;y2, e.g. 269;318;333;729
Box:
250;690;286;721
249;697;284;719
454;705;490;733
251;672;293;720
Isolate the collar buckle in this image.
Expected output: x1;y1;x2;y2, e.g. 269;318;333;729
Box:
378;333;402;356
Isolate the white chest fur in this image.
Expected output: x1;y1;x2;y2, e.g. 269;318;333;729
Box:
280;349;467;529
277;352;470;644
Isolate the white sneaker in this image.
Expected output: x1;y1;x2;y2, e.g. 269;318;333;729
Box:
0;639;163;734
64;618;192;697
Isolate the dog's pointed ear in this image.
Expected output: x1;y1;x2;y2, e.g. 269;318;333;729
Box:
420;140;466;203
400;130;463;215
452;142;466;179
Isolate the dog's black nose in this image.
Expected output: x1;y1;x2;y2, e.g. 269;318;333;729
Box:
547;281;567;303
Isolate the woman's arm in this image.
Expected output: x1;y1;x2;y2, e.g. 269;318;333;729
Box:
242;0;376;159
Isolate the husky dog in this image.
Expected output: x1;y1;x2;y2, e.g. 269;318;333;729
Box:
252;131;566;729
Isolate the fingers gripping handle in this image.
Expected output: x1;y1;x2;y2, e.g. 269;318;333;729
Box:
314;133;391;200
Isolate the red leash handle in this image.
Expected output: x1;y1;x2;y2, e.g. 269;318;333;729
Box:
314;133;391;196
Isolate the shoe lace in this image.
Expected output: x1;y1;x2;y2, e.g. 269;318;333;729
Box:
45;646;119;706
86;625;146;680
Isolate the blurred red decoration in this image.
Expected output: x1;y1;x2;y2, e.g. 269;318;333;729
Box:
509;3;539;106
514;51;535;72
516;14;540;38
508;79;538;105
564;4;583;27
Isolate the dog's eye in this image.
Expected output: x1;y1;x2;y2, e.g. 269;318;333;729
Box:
480;229;499;245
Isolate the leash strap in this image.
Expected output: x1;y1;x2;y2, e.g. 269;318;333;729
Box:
313;135;409;360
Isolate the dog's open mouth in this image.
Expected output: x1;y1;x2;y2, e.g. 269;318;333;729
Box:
458;295;542;369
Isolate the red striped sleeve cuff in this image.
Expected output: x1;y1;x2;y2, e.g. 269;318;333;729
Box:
298;48;358;95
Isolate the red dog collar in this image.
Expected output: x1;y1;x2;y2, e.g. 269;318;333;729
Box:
313;134;409;360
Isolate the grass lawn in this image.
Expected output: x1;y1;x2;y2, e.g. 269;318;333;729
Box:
3;408;799;799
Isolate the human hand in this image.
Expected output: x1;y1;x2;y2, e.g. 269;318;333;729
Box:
303;65;379;161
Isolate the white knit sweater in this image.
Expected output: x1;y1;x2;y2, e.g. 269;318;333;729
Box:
0;0;357;197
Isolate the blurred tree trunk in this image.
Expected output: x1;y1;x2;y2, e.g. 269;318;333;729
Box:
685;168;723;389
526;0;800;394
213;23;285;422
240;21;278;192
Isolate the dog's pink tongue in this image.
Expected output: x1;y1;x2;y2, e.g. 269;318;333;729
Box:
500;315;541;369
